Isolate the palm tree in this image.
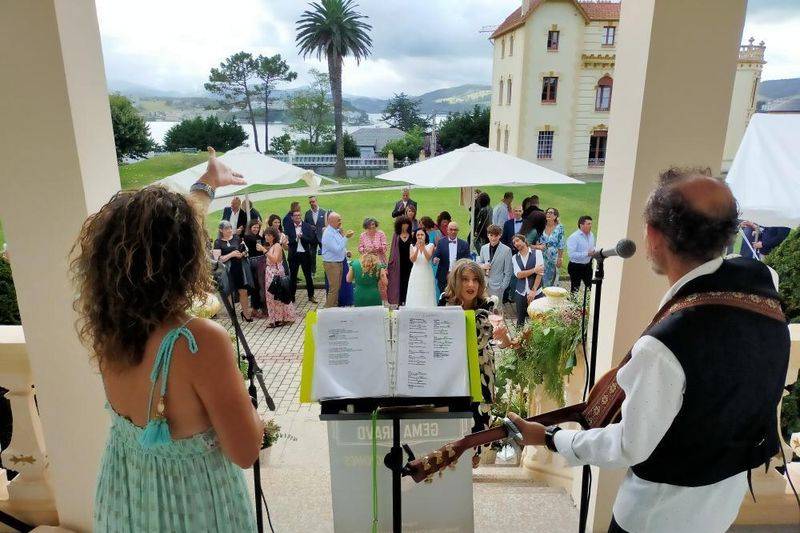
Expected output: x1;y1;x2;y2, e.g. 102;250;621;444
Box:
297;0;372;178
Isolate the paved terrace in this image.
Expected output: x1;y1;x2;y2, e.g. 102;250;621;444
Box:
216;295;792;532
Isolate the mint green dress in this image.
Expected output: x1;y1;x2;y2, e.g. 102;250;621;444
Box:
94;322;256;532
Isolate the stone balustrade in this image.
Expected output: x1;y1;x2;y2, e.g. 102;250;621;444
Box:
0;326;58;530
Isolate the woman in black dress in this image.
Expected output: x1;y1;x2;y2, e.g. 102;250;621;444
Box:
387;215;413;306
242;219;267;318
214;220;253;322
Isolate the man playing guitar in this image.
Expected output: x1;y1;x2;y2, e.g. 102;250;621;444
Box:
508;168;790;533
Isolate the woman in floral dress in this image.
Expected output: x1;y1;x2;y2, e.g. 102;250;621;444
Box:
263;227;297;327
538;208;565;288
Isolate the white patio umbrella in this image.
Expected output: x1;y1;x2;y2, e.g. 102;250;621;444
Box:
376;143;582;241
157;146;324;197
726;113;800;228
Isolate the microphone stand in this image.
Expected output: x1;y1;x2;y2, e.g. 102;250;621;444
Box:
213;264;275;533
578;255;605;533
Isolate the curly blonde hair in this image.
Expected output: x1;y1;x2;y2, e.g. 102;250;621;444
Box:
360;252;380;277
441;259;487;306
70;186;213;368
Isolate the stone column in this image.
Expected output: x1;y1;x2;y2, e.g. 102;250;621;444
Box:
581;0;748;530
0;1;120;530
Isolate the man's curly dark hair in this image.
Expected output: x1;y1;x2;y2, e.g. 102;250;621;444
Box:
644;167;739;263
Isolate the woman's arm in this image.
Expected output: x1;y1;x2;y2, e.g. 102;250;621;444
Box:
190;319;263;468
346;265;354;283
358;234;367;255
420;243;433;261
188;147;245;219
410;243;420;261
267;244;282;264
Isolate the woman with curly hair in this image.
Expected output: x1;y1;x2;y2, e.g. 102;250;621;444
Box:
438;259;509;466
387;215;413;306
71;149;261;531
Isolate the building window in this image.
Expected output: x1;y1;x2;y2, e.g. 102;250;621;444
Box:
498;79;504;105
602;26;616;45
537;131;554;159
595;75;613;111
509;35;514;56
589;131;607;167
547;30;560;50
496;127;501;150
501;38;506;58
503;129;509;153
507;79;512;105
541;77;558;103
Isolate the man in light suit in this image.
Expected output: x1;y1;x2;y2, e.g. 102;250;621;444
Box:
431;221;470;293
304;195;327;274
477;224;514;302
391;188;417;218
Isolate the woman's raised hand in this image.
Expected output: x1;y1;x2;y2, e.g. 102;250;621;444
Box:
200;147;247;190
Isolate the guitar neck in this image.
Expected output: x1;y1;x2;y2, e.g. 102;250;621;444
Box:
456;403;587;451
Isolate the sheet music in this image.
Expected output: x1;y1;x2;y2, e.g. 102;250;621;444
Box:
313;306;390;400
395;307;469;397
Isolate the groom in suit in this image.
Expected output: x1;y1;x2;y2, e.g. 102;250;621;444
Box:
432;221;470;293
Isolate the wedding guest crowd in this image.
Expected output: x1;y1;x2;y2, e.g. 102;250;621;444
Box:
217;186;600;329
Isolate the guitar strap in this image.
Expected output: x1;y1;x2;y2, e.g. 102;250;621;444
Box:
582;290;786;428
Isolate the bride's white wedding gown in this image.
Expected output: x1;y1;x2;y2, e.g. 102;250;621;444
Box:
405;243;437;308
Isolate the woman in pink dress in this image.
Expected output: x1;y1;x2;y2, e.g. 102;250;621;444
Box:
358;217;387;264
263;226;297;327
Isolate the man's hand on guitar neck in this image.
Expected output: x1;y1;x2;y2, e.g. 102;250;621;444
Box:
507;412;546;446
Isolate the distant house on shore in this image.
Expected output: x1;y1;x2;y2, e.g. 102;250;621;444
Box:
351;127;405;157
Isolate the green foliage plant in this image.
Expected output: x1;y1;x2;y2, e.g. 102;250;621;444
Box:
437;105;490;152
109;94;155;161
163;116;246;152
0;258;21;325
381;92;430;132
380;126;425;161
765;228;800;322
499;295;583;405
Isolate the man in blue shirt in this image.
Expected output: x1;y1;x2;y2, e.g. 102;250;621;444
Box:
321;212;353;308
566;215;596;294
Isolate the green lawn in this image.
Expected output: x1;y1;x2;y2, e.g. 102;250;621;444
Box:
207;183;603;281
119;152;217;189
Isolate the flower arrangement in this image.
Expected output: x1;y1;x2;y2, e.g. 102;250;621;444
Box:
262;419;297;449
500;293;584;406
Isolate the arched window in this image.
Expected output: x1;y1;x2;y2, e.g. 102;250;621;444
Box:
595;75;613;111
509;35;514;56
589;129;608;167
507;78;512;105
503;128;510;153
499;79;504;105
496;127;502;150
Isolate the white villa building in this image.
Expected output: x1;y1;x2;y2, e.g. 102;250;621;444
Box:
488;0;765;176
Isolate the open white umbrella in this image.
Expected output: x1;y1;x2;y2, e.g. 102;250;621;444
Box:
157;146;324;197
376;143;582;242
726;113;800;228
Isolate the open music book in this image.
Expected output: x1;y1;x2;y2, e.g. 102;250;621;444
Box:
300;307;482;402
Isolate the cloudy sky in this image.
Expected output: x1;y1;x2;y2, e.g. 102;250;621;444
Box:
96;0;800;98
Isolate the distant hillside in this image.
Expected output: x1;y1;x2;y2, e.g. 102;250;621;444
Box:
757;78;800;112
757;78;800;101
416;84;492;113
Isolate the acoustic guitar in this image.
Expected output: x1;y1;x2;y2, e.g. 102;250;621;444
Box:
402;291;786;483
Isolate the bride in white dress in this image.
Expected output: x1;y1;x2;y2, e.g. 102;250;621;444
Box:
405;228;437;307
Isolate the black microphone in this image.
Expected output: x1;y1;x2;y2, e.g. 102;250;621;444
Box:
591;238;636;260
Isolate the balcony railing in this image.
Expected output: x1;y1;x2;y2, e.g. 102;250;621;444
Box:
0;326;58;528
271;154;389;170
588;157;606;167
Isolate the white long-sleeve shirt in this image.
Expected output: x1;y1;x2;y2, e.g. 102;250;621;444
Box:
553;257;780;533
